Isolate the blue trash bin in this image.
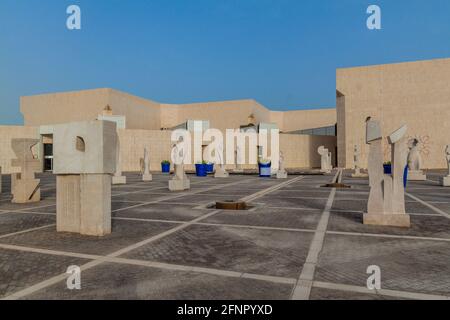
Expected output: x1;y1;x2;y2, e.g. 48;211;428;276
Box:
258;162;272;178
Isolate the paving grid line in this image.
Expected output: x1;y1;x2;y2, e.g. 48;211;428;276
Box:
406;193;450;220
312;281;450;300
3;176;304;300
0;224;56;240
290;169;340;300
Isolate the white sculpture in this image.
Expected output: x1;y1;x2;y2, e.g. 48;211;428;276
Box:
318;146;332;173
363;118;410;227
407;138;426;181
169;136;190;191
215;142;229;178
112;133;126;184
440;145;450;186
142;147;152;181
53;120;117;236
351;144;368;178
10;139;41;203
276;151;288;179
234;145;244;173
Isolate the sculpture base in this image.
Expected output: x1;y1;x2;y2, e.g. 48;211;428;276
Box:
169;179;190;191
277;171;288;179
440;176;450;187
407;171;426;181
112;176;127;185
233;169;244;173
363;213;411;228
142;174;153;182
215;170;229;178
12;179;41;203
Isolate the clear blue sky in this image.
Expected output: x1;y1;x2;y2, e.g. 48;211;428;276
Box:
1;0;450;124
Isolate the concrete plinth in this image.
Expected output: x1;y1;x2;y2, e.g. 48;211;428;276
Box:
215;170;229;178
408;171;426;181
363;213;411;228
142;174;153;181
440;176;450;186
112;176;127;185
169;179;190;191
276;171;287;179
12;179;40;203
57;174;112;236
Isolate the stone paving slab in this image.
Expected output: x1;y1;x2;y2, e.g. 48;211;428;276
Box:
315;234;450;296
121;224;313;278
0;219;178;256
0;248;90;298
25;262;293;300
328;211;450;239
257;195;327;210
309;287;406;300
114;203;212;222
0;212;55;236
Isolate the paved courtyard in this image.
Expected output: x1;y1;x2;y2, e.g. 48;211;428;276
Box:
0;170;449;300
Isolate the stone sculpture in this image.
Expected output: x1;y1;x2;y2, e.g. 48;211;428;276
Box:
142;147;152;181
351;144;368;178
214;142;229;178
364;118;410;227
318;146;332;173
10;138;41;203
440;145;450;186
276;151;288;179
407;138;426;181
169;136;190;191
112;133;126;184
53;120;117;236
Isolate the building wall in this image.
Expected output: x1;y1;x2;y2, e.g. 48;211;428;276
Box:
337;58;450;169
282;108;337;133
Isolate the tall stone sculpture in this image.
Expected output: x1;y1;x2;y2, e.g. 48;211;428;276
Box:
276;151;288;179
169;137;190;191
407;138;426;181
112;134;126;184
318;146;332;173
351;144;368;178
234;145;244;173
142;147;152;181
53;120;117;236
440;145;450;186
364;118;410;227
214;142;229;178
11;139;41;203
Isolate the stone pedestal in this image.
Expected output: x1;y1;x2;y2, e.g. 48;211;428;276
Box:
112;175;127;185
142;174;153;181
408;170;426;181
440;176;450;186
277;171;287;179
363;213;411;227
12;178;40;203
215;168;229;178
57;174;112;236
169;179;190;191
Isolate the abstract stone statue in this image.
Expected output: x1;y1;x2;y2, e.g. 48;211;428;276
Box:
142;147;152;181
169;137;190;191
53;120;117;236
318;146;332;173
234;145;244;173
351;144;368;178
276;151;288;179
214;142;229;178
440;145;450;186
407;138;426;181
112;133;126;184
10;138;41;203
364;118;410;227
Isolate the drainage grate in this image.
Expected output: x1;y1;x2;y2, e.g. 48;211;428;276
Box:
215;200;248;210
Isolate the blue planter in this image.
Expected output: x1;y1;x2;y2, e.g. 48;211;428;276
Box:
195;164;207;177
383;164;392;174
259;162;272;177
161;162;170;173
206;163;214;173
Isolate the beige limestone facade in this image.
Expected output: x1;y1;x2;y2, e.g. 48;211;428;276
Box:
337;57;450;169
